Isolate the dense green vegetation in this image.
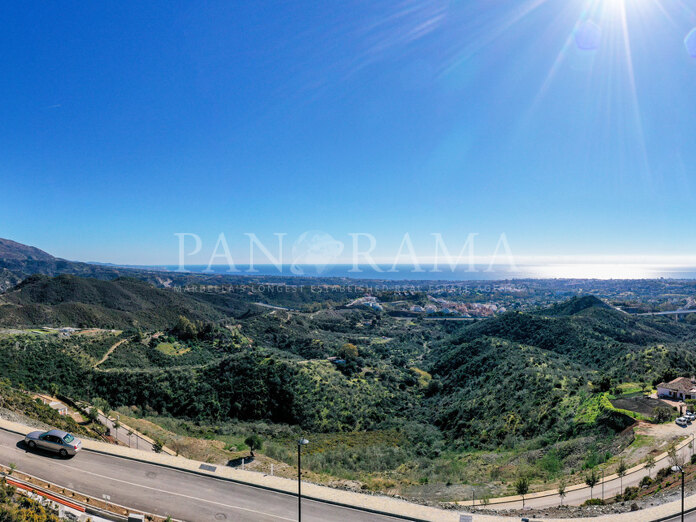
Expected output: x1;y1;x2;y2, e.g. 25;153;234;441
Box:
424;296;696;451
0;275;227;328
2;294;693;444
0;380;91;438
4;271;696;499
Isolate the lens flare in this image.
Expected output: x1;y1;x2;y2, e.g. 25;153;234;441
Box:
575;20;601;50
686;28;696;57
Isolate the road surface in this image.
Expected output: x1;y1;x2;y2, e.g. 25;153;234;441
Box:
96;412;156;452
637;310;696;316
253;302;296;311
0;429;405;522
660;508;696;522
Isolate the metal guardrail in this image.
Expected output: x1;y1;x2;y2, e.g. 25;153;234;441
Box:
4;474;86;512
0;423;435;522
1;471;153;522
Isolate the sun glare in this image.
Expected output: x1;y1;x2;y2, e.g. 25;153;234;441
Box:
528;263;656;279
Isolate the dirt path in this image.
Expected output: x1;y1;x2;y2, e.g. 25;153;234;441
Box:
94;338;129;368
636;418;696;445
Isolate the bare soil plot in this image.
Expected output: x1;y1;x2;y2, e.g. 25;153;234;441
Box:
611;396;665;417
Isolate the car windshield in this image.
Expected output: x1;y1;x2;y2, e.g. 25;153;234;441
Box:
63;434;74;443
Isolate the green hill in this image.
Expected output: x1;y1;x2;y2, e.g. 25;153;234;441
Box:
445;302;693;369
425;300;696;448
2;291;696;500
0;274;226;329
2;288;696;467
539;295;612;316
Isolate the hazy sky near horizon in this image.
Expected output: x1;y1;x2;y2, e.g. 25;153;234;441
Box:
2;1;696;266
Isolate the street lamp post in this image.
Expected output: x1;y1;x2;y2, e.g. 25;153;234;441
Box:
298;438;309;522
672;465;685;522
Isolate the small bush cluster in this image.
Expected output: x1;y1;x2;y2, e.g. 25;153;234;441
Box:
621;486;639;501
655;466;673;481
583;498;604;506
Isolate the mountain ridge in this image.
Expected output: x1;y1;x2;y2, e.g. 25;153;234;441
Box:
0;238;56;262
0;274;227;329
0;237;133;292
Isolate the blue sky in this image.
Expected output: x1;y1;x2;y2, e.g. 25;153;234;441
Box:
2;1;696;266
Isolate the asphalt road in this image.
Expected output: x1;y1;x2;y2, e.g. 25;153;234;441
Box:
0;429;406;522
96;412;155;452
660;509;696;522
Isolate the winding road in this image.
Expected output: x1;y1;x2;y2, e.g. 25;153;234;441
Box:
0;429;405;522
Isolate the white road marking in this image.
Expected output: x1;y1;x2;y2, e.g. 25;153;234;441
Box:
2;434;405;521
14;454;296;521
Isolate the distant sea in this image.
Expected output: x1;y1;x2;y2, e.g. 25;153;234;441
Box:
152;264;696;281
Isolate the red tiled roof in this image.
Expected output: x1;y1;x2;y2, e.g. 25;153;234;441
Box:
657;377;696;393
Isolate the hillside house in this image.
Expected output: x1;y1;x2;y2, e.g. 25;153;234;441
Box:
35;394;69;415
49;401;68;415
656;377;696;400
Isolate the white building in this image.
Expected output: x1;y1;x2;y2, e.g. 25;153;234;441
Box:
49;401;69;415
656;377;696;401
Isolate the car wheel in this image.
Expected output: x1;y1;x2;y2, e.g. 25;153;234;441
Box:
27;440;36;449
59;449;68;458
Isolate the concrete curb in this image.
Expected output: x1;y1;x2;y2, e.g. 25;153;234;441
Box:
3;416;696;522
652;505;696;522
81;446;430;522
0;419;454;521
95;410;177;455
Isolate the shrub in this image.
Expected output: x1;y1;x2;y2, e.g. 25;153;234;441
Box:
583;498;604;506
244;434;263;456
656;466;672;481
538;452;563;476
622;486;639;500
639;476;653;487
583;449;610;469
652;407;672;423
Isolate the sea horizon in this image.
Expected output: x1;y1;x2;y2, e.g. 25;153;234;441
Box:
98;263;696;281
